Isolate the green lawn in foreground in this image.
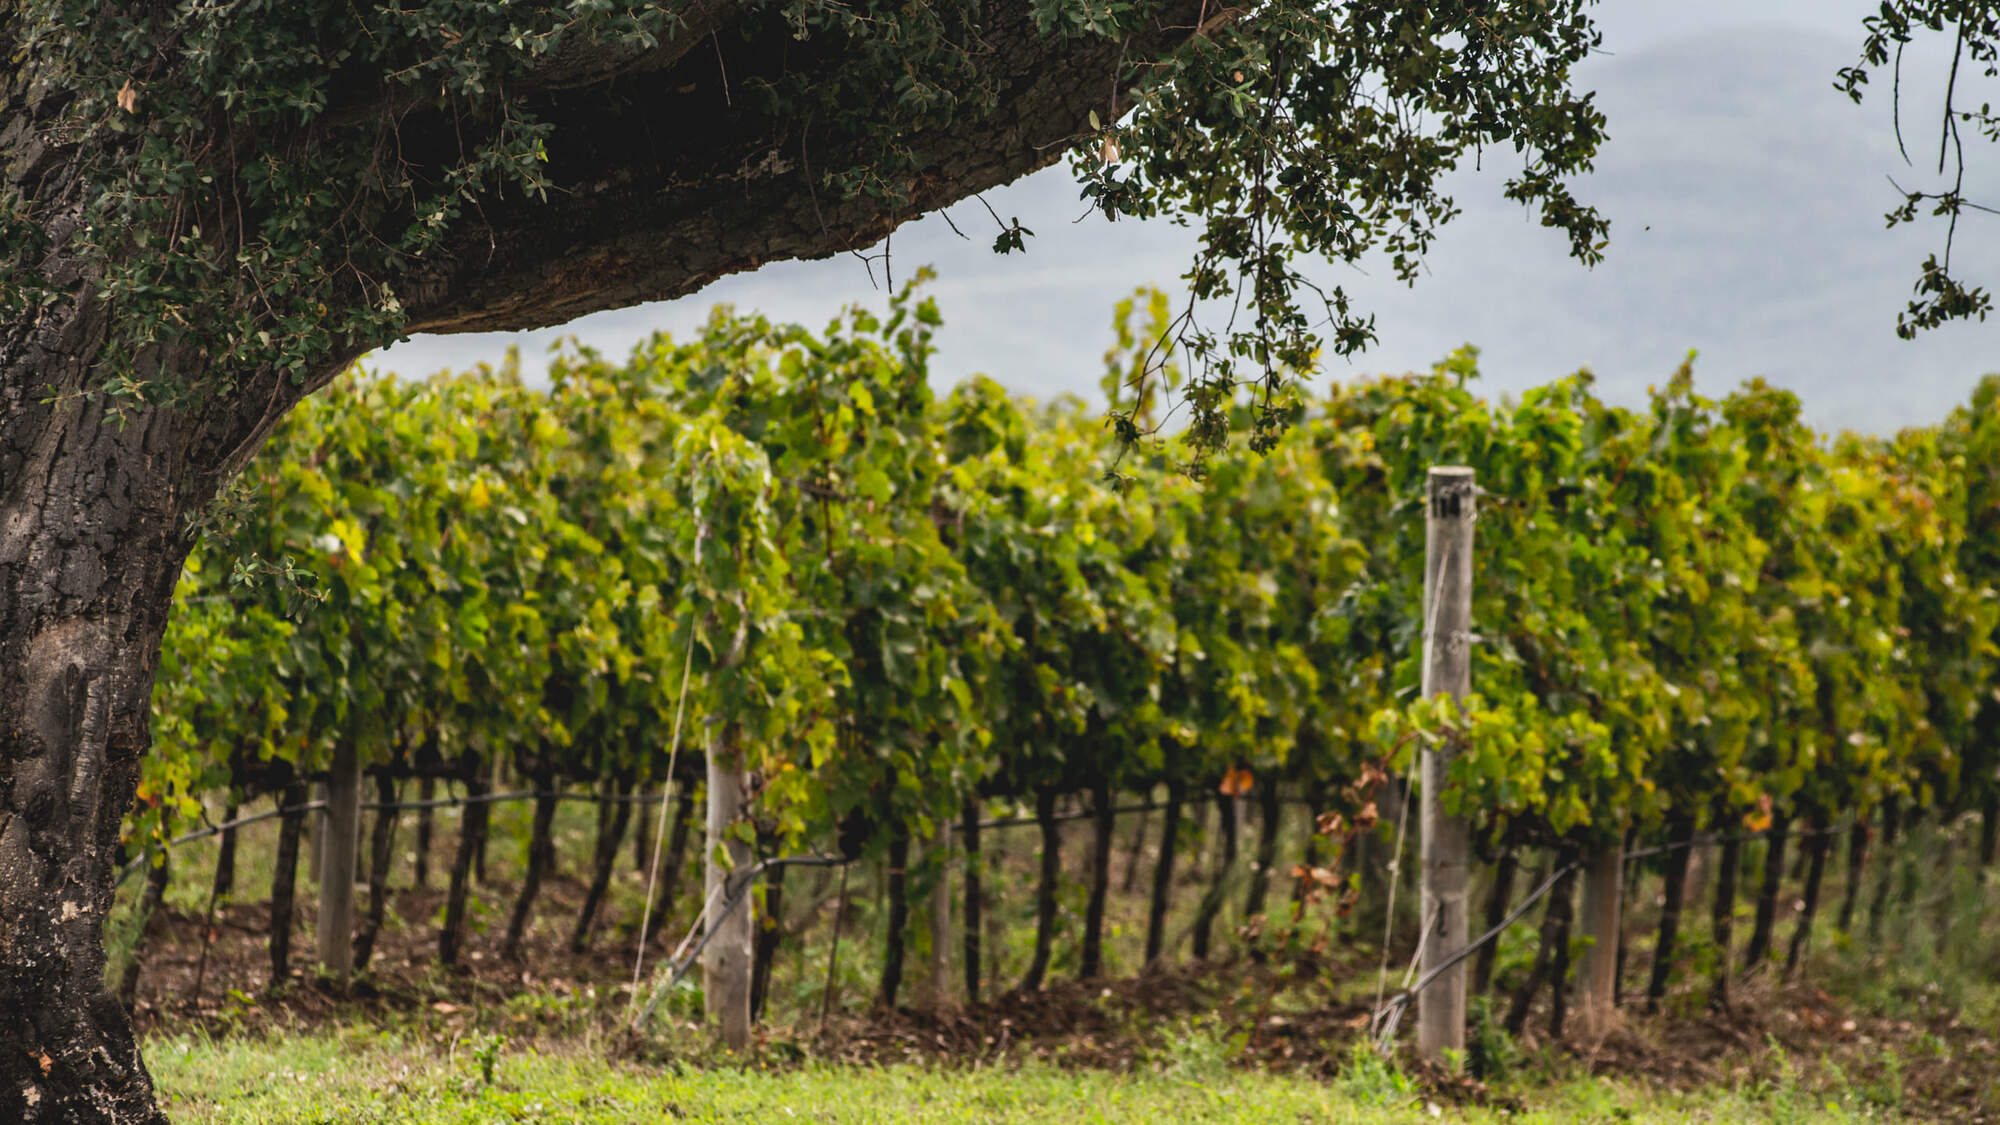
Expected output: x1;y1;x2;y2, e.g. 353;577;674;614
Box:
148;1030;1876;1124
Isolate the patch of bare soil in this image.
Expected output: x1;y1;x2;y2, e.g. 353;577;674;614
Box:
130;889;1994;1122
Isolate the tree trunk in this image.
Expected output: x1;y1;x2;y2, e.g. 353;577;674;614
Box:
116;847;171;1011
1081;778;1114;980
1504;851;1576;1036
268;783;309;991
1190;791;1239;959
1021;787;1061;992
439;771;490;967
1981;789;1998;874
1188;796;1213;884
212;799;241;902
1546;868;1575;1041
750;861;786;1022
1243;777;1283;924
1708;830;1741;1011
1837;813;1868;932
1574;839;1623;1041
880;827;912;1010
644;783;698;942
1744;810;1791;970
961;798;983;1005
572;780;634;953
1867;796;1902;940
413;775;437;892
503;787;560;961
704;744;754;1047
473;758;497;885
1783;821;1830;980
1145;779;1186;966
1473;847;1518;995
1122;801;1151;895
632;780;657;874
352;772;400;972
1645;814;1695;1013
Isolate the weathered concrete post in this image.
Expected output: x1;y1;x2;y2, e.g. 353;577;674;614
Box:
1418;466;1474;1060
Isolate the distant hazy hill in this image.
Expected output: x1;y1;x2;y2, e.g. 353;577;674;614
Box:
1335;25;1997;432
370;26;1995;433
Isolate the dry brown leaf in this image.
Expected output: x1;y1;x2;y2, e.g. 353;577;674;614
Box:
116;80;138;114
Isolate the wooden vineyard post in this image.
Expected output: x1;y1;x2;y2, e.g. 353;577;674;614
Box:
1575;842;1623;1040
704;731;754;1049
317;741;361;980
1418;466;1474;1060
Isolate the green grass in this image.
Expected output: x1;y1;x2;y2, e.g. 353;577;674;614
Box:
149;1028;1878;1124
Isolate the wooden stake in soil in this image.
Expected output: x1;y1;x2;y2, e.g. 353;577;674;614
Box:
1418;465;1474;1060
317;740;362;981
704;735;755;1048
1574;840;1623;1041
920;826;951;1012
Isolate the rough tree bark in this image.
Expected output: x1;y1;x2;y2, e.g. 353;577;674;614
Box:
0;3;1202;1115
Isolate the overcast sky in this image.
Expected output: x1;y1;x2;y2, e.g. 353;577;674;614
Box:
368;1;1998;434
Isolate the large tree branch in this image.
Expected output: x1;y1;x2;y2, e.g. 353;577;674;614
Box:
400;3;1201;334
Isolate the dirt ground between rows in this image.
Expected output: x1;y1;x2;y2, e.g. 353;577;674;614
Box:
125;870;1997;1122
